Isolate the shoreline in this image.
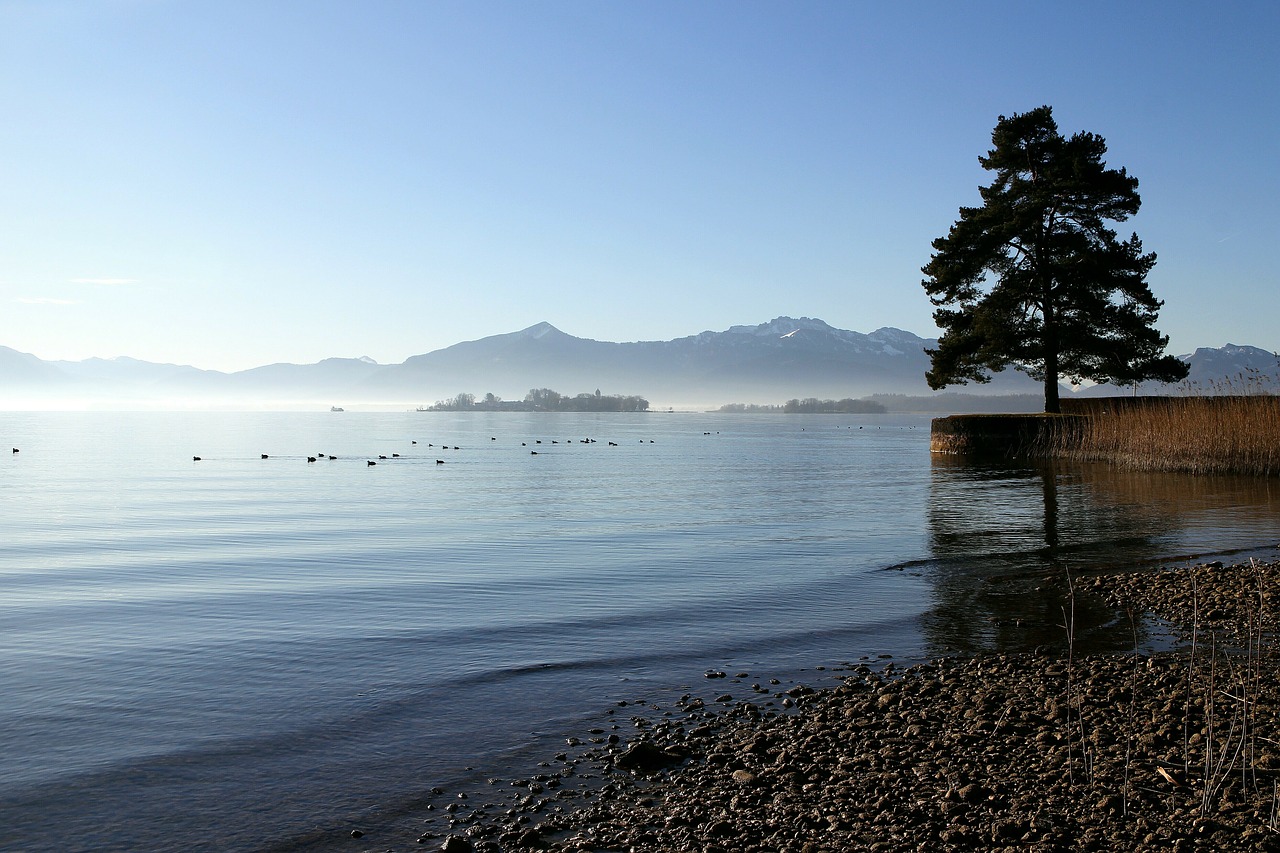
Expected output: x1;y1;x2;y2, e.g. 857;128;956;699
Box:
341;556;1280;852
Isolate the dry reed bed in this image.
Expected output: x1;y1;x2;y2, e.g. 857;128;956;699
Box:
1053;395;1280;476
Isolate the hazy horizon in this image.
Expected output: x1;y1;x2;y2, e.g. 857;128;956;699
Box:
6;313;1276;413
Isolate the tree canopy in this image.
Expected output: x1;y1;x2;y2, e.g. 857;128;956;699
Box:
922;106;1187;412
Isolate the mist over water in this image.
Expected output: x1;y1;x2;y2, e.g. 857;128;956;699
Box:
1;411;1276;851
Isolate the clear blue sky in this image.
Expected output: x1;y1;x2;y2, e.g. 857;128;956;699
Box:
2;0;1276;371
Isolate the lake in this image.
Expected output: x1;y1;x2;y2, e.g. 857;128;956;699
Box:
1;411;1277;851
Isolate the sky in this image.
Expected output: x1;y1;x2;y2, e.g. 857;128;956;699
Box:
1;0;1277;372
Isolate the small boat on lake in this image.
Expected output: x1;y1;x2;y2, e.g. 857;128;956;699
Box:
330;406;345;412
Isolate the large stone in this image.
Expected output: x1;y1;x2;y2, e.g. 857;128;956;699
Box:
614;741;685;773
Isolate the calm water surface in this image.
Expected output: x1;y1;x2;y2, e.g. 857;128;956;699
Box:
1;411;1276;851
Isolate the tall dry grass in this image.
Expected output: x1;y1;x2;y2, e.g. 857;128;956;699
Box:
1053;388;1280;477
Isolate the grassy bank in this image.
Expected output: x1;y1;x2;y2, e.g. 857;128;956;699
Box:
1053;396;1280;476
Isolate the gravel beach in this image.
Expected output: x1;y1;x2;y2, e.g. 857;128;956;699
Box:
351;558;1280;853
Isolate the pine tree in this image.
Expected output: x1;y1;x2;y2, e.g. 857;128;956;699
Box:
922;106;1187;413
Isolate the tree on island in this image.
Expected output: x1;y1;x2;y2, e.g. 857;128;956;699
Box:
782;397;886;414
922;106;1188;413
717;398;887;414
427;388;648;412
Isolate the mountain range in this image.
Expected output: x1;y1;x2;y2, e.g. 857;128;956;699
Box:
1;317;1276;409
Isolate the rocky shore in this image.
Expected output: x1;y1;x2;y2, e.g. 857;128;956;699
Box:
355;558;1280;852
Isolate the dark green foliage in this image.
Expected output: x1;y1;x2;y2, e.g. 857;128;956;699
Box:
922;106;1188;412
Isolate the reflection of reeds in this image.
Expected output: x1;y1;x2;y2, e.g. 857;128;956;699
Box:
1052;394;1280;477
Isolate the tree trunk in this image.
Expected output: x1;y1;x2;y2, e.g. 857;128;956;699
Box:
1042;322;1061;412
1043;364;1060;413
1041;277;1061;413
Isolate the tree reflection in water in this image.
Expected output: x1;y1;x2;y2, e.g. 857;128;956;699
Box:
922;455;1280;656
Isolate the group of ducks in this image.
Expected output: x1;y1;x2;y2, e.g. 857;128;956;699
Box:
520;437;630;454
192;437;652;464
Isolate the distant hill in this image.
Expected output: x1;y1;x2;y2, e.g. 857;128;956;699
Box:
1078;344;1280;397
52;356;222;389
0;346;75;387
367;317;1044;405
2;320;1275;408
